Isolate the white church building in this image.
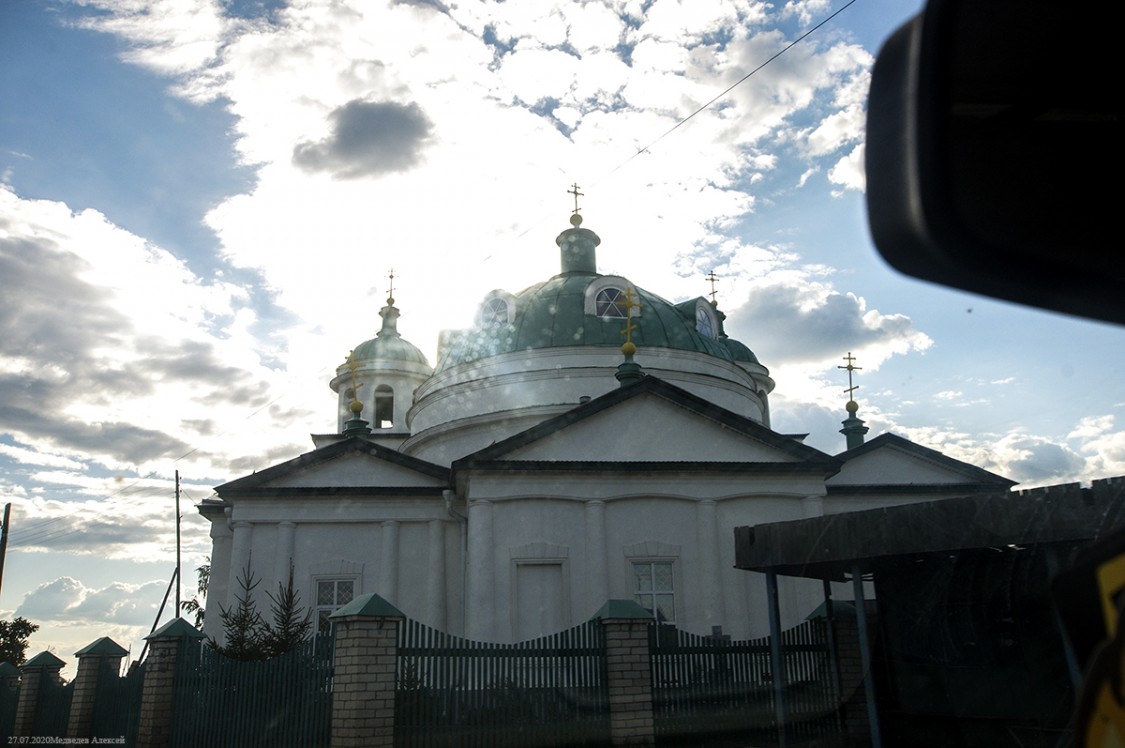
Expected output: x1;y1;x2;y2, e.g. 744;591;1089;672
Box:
199;209;1014;644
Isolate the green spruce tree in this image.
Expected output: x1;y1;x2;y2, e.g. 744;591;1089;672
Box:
210;562;267;661
262;565;313;657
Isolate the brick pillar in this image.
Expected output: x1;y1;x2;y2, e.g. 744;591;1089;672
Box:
67;636;128;739
329;593;405;748
136;618;205;748
593;600;656;747
13;651;66;737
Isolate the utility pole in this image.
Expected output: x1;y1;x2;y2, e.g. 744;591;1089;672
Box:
0;503;10;603
175;470;182;616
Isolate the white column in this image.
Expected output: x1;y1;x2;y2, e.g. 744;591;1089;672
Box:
427;520;447;629
584;500;608;616
228;521;253;605
203;515;233;640
466;500;494;640
274;521;296;589
379;520;400;602
696;500;726;627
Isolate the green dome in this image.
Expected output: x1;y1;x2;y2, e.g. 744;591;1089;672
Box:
437;274;737;371
351;303;430;366
721;336;760;364
353;333;429;365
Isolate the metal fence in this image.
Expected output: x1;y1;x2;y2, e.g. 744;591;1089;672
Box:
169;633;334;748
650;618;843;746
395;618;611;747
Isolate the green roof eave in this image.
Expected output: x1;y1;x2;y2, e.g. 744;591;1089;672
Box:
590;599;653;620
329;592;404;619
74;637;129;658
0;662;20;677
147;618;206;640
23;651;67;669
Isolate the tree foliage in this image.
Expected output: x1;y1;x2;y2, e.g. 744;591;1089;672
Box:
180;557;210;629
209;562;312;661
0;617;40;666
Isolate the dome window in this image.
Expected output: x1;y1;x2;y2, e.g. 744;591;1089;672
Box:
696;304;716;339
483;298;509;327
595;288;628;318
374;385;394;429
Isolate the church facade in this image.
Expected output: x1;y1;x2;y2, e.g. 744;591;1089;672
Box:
200;211;1014;644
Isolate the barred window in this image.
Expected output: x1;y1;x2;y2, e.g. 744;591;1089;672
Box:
315;578;355;633
595;288;627;318
633;561;675;623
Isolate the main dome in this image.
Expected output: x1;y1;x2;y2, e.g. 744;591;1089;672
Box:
435;274;753;371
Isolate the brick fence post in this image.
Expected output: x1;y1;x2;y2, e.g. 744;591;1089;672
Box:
592;600;656;747
832;610;873;744
13;651;66;737
67;636;128;739
136;618;205;748
329;592;405;748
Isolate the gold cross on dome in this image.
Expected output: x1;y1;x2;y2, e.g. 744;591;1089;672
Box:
620;287;642;344
705;270;720;304
838;352;862;398
568;183;584;214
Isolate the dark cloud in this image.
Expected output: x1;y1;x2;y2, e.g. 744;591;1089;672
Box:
16;576;165;626
0;234;273;463
724;283;922;364
293;100;433;178
998;436;1086;484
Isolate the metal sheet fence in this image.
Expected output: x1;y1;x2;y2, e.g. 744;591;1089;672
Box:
396;619;610;747
169;633;334;748
650;618;843;746
91;660;145;744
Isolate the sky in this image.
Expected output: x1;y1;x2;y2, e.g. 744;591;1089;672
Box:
1;0;1123;673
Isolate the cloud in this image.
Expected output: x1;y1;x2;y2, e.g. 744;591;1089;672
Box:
16;576;166;627
293;100;434;178
723;279;932;365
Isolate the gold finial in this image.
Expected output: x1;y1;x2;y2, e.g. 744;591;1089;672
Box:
386;268;395;306
568;183;584;226
838;352;862;409
620;287;642;356
346;350;364;414
705;270;720;306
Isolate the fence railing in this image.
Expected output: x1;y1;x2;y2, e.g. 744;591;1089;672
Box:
169;632;334;748
395;618;610;747
650;618;842;745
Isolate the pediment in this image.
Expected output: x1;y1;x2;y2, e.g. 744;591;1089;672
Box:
829;433;1013;487
459;377;836;467
217;438;449;495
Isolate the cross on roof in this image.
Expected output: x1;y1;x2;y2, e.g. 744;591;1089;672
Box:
705;270;720;304
387;268;395;305
568;183;584;214
620;287;641;345
838;352;862;399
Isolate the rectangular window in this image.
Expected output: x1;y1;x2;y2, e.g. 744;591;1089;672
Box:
315;578;355;633
633;561;675;623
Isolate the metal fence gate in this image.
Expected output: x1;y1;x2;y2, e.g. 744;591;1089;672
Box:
396;618;611;747
169;632;334;748
650;618;843;746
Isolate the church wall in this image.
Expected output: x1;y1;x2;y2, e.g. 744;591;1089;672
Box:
827;449;979;484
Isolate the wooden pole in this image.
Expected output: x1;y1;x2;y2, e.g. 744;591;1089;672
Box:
852;564;883;748
0;503;11;603
766;570;786;748
175;470;181;615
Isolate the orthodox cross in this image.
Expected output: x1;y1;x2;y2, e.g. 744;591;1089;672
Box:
705;270;720;304
568;183;584;215
386;268;396;305
838;352;862;400
620;287;642;346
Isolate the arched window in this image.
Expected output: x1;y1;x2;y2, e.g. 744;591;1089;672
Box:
483;297;509;326
696;304;715;339
374;385;394;429
595;287;628;318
